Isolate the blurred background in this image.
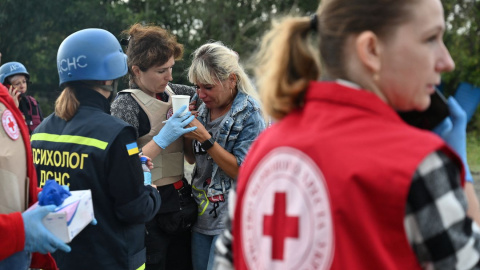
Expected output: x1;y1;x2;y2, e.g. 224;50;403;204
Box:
1;0;479;175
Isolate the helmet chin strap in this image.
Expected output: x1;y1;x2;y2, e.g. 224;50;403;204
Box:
109;79;118;102
98;79;118;93
99;80;118;103
81;79;119;102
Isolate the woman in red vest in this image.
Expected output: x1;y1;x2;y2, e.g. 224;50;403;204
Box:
214;0;480;269
0;83;69;269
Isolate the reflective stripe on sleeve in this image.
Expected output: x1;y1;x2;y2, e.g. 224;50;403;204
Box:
31;133;108;150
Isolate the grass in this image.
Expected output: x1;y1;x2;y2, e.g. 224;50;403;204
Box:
467;130;480;173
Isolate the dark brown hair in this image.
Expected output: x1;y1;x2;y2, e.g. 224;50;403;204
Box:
123;23;184;79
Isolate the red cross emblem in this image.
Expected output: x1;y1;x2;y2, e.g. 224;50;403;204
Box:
2;109;20;140
263;192;299;260
242;147;334;269
7;117;15;131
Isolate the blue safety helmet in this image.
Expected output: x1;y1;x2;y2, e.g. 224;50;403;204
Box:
57;28;127;86
0;62;30;84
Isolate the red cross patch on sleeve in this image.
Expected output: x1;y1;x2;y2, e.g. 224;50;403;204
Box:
2;109;20;140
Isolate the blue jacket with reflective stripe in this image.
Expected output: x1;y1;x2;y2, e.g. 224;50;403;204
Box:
31;87;160;270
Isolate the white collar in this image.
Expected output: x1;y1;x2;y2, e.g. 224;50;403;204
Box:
335;79;362;90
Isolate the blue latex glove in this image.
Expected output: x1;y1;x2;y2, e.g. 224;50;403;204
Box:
37;184;69;199
22;205;71;254
433;97;473;182
38;180;71;206
153;105;197;149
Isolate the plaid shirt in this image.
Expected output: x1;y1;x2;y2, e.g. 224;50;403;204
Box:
213;150;480;270
405;150;480;269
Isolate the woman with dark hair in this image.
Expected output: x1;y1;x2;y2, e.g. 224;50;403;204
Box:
215;0;480;269
111;23;197;270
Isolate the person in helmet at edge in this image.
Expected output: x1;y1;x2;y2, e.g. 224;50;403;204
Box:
30;28;162;270
0;61;44;135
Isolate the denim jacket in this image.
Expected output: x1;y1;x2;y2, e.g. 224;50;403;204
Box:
194;90;265;197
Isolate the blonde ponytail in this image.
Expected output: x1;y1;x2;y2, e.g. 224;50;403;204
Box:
255;16;320;120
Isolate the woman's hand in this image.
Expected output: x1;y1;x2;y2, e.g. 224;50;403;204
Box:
189;97;199;117
139;154;154;170
8;85;20;108
184;118;210;142
184;118;240;178
152;105;196;149
433;97;473;182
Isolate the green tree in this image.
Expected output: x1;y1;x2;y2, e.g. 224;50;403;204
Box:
442;0;480;130
122;0;318;86
1;0;318;114
3;0;478;130
0;0;134;115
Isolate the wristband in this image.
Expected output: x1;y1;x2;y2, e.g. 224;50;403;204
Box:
201;137;215;151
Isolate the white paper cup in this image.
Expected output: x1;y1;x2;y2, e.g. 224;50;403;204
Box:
171;95;191;116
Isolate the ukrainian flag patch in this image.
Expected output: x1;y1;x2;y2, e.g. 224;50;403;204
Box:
126;142;139;156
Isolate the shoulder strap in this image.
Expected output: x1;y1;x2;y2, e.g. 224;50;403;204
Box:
25;96;39;116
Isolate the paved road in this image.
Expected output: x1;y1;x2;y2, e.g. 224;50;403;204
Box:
474;172;480;196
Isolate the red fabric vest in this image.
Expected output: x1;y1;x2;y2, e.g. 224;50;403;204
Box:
23;95;42;134
0;84;57;269
233;81;463;270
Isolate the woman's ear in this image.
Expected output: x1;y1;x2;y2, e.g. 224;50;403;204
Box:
229;73;237;88
355;31;381;74
131;65;141;78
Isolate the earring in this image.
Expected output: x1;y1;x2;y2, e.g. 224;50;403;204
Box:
373;73;380;82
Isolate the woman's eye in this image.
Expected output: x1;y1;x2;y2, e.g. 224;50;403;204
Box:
426;33;442;43
427;36;437;42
